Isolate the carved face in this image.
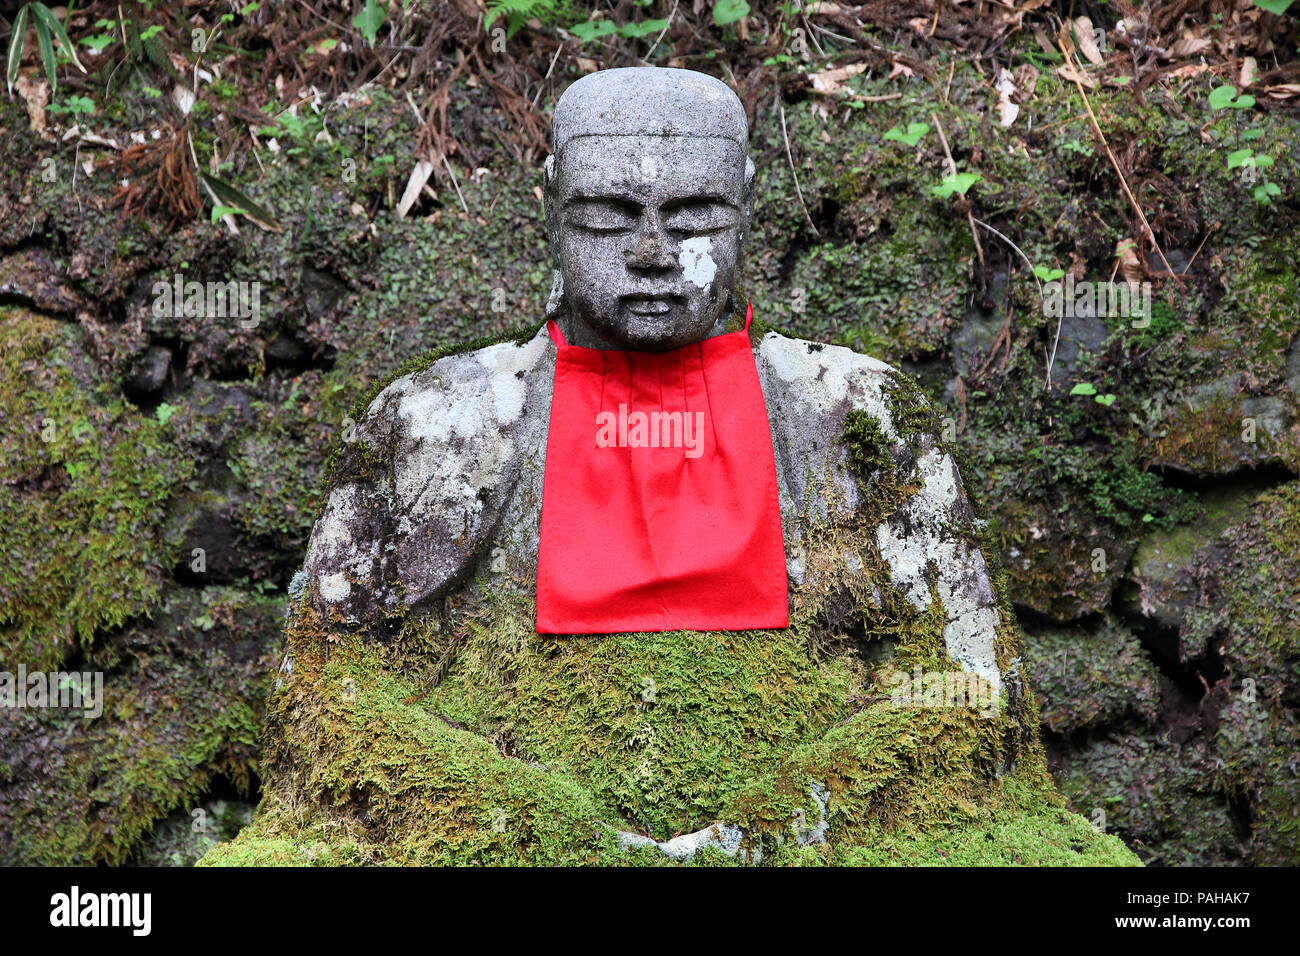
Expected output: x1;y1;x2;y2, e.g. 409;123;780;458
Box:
547;135;751;351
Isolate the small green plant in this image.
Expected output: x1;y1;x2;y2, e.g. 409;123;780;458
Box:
5;2;87;95
46;93;93;116
568;16;668;43
1227;148;1281;204
353;0;385;47
487;0;573;39
712;0;751;26
81;20;118;55
931;172;981;199
1070;382;1117;406
883;122;930;147
1061;137;1094;157
1207;83;1283;205
1207;84;1256;111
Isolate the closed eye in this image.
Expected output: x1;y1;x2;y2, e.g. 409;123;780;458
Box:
565;198;639;234
662;200;736;237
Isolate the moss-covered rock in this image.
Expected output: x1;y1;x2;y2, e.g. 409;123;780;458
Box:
0;306;188;670
204;591;1134;865
1053;732;1250;867
1020;618;1161;734
0;586;280;865
1021;484;1300;866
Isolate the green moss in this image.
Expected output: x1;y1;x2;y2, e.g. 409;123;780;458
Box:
1055;732;1248;867
202;489;1134;865
841;410;894;475
1019;618;1161;733
884;370;949;448
774;779;1138;866
434;611;858;840
2;587;280;865
202;632;637;866
0;307;193;671
227;366;357;548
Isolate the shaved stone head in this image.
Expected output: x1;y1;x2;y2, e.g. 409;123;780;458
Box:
552;67;750;151
544;68;754;351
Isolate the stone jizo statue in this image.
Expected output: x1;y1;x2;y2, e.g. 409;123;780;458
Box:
231;67;1050;865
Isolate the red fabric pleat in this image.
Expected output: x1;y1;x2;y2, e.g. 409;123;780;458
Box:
536;304;789;633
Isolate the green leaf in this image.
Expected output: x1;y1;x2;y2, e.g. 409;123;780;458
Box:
713;0;751;26
619;19;668;39
6;4;30;95
35;14;56;92
1034;264;1065;282
210;204;242;222
570;19;619;42
64;94;94;115
32;2;87;79
1208;85;1238;110
155;402;176;425
1208;85;1254;111
930;172;981;199
198;171;283;232
81;34;115;54
353;0;384;47
1070;383;1098;396
883;122;930;147
1252;0;1294;14
1095;394;1117;406
1226;148;1253;169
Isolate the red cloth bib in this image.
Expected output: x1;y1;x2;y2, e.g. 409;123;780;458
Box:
536;303;789;633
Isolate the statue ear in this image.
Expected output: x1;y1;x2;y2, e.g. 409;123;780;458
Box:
545;270;565;318
543;154;558;245
739;156;755;245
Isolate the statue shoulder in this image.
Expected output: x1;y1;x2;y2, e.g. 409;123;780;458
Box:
297;327;554;632
754;330;925;444
754;331;1004;697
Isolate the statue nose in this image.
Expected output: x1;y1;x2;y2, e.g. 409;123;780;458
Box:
628;233;675;270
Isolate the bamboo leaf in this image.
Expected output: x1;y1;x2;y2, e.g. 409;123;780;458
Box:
6;4;30;95
32;2;87;74
34;14;55;92
198;171;283;233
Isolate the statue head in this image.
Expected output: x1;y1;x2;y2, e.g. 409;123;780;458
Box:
544;67;754;351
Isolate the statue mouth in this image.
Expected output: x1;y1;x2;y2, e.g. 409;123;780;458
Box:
622;294;679;317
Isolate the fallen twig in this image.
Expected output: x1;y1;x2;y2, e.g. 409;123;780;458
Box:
778;87;819;237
